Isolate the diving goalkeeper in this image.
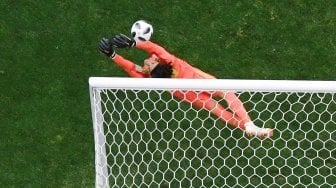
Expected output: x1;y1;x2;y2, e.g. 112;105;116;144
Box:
98;35;273;139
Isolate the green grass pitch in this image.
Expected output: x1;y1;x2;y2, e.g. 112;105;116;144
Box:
0;0;335;187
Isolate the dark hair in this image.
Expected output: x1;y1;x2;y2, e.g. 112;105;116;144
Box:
150;63;173;78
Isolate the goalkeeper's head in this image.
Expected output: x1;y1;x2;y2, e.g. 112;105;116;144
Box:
150;62;173;78
143;58;173;78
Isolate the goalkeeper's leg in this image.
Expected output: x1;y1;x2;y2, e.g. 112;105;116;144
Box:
174;91;273;138
214;91;273;138
173;91;243;128
212;91;250;123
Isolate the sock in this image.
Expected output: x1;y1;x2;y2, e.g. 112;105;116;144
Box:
244;121;262;136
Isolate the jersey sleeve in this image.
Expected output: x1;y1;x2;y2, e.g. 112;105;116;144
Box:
135;41;175;63
112;54;148;78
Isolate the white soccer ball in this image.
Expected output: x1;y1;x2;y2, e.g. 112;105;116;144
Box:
131;20;153;42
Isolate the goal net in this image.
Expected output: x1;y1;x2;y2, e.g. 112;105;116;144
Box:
89;77;336;188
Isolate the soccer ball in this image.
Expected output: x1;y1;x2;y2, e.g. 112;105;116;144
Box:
131;20;153;42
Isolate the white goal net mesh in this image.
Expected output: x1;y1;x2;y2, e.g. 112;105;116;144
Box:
89;78;336;188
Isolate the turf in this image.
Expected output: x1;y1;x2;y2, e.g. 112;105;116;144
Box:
0;0;335;187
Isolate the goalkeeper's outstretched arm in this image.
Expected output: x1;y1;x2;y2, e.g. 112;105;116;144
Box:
99;38;147;78
111;34;175;65
135;41;175;64
112;55;147;78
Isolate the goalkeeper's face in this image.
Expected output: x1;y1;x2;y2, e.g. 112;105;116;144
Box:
142;59;159;75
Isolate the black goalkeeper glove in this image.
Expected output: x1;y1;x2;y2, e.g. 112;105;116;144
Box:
112;34;136;48
98;38;116;58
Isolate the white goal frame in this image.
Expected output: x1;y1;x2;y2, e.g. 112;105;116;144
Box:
89;77;336;188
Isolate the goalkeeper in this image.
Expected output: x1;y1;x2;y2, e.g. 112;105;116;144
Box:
98;35;273;139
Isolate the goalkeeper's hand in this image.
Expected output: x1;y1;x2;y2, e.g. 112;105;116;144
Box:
112;34;136;48
98;38;116;58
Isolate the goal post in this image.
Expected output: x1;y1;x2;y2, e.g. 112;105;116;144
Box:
89;77;336;187
89;77;336;92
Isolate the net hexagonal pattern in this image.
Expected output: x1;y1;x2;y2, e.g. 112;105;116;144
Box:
91;88;336;187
